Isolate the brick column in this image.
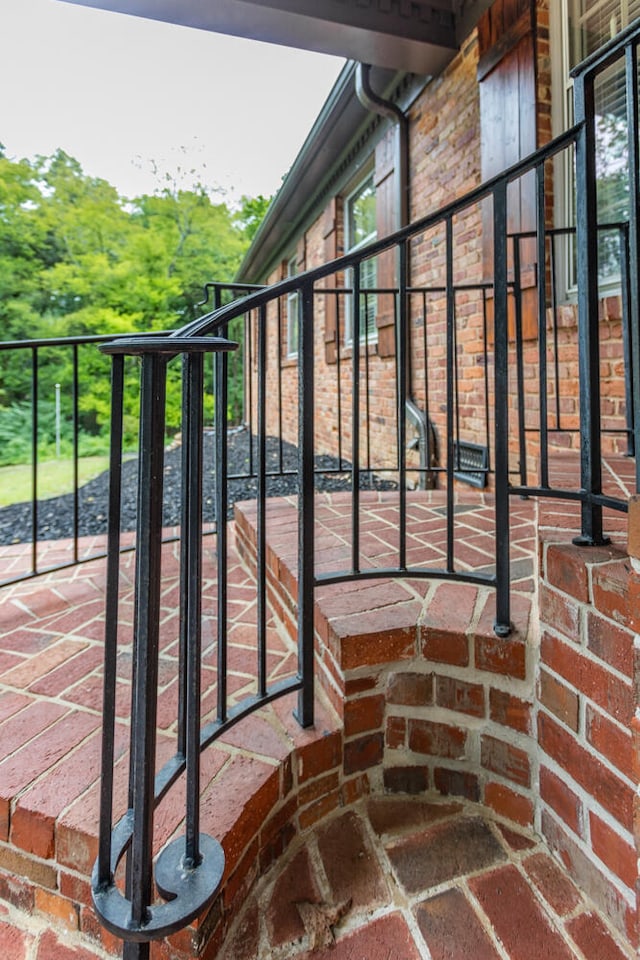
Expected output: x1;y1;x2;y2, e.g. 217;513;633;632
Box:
537;499;639;948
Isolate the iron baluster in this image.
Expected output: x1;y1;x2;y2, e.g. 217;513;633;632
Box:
398;239;408;570
536;163;550;488
364;290;372;480
351;263;361;572
295;280;315;729
482;289;491;467
493;181;512;637
335;291;345;469
445;216;455;573
619;225;635;457
277;296;285;472
72;342;80;562
257;303;268;699
550;232;562;431
30;346;38;575
215;338;229;726
512;237;528;487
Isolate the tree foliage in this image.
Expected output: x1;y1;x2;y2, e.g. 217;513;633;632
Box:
0;149;268;462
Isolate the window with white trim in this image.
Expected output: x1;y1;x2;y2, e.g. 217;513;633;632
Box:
344;174;377;345
554;0;640;285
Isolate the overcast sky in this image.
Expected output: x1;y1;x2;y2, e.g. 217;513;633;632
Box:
0;0;345;201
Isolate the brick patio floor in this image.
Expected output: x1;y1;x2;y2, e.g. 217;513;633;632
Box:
0;456;635;959
220;795;635;960
1;795;635;959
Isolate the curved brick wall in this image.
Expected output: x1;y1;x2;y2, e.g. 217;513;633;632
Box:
235;490;639;949
536;500;639;947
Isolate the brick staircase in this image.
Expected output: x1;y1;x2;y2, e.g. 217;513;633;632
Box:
0;481;638;959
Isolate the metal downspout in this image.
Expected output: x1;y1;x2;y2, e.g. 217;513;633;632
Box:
355;63;410;226
355;64;433;489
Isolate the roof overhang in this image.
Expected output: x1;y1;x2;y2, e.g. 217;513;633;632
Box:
238;61;417;283
59;0;493;73
59;0;494;282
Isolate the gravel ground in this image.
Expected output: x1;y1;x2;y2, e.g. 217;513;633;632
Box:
0;430;396;545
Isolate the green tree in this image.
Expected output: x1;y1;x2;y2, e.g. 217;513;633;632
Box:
234;194;272;242
0;149;269;461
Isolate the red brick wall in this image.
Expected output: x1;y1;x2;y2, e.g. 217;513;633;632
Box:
256;33;486;472
250;0;631;484
537;503;639;946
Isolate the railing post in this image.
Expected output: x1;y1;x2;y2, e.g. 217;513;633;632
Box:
296;280;315;728
180;351;205;869
96;353;124;895
493;182;512;636
572;69;608;545
93;337;232;958
512;238;528;487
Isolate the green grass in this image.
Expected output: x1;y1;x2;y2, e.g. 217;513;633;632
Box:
0;455;114;507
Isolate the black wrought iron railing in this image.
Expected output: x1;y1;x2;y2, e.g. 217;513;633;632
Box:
88;20;639;959
1;219;634;590
0;331;193;586
0;333;139;585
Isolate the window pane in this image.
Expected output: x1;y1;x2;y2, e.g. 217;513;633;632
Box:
566;1;640;280
345;175;378;343
568;0;640;67
348;179;376;248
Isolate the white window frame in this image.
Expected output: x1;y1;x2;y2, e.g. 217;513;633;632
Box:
551;0;639;296
344;173;377;346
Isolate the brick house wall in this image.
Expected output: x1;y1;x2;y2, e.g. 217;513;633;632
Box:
245;0;631;484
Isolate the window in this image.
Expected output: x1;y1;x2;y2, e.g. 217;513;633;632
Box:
285;254;299;357
554;0;640;283
344;174;377;345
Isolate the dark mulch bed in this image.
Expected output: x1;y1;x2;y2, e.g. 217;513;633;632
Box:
0;430;396;546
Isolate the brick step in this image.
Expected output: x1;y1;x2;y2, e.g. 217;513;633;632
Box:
1;691;344;958
233;489;639;952
0;533;347;959
235;491;539;826
1;488;637;957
